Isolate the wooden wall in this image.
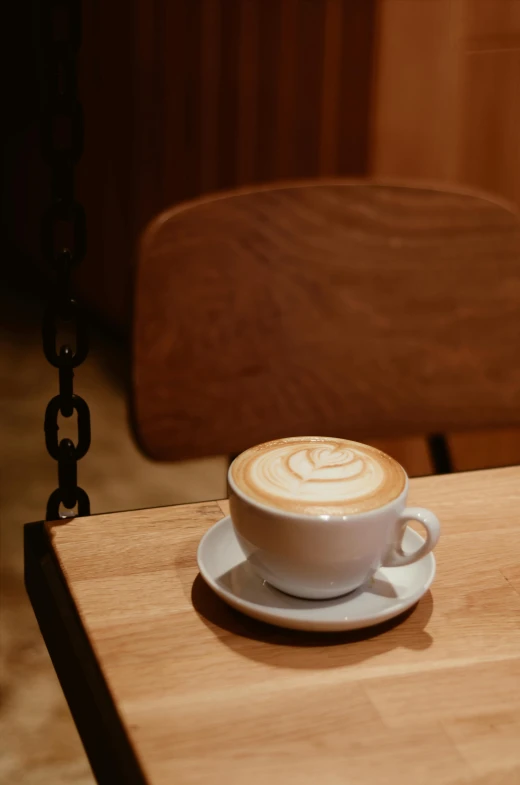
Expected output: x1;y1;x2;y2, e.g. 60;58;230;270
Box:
134;0;374;204
372;0;520;201
370;0;520;472
77;0;376;330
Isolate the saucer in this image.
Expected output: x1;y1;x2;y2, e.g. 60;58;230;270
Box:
196;516;436;632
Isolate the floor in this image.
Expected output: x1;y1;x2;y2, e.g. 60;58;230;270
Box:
2;287;519;783
0;288;227;784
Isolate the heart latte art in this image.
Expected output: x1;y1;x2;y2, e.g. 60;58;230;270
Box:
230;437;406;515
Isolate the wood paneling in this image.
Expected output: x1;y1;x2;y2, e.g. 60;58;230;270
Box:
368;436;433;478
319;0;344;174
465;0;520;46
371;0;520;473
275;0;300;177
461;49;520;205
449;426;520;472
75;0;376;331
371;0;464;180
199;0;222;194
134;181;520;461
236;0;259;185
338;0;377;175
372;0;520;204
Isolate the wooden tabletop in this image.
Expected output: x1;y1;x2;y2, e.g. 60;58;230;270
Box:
26;467;520;785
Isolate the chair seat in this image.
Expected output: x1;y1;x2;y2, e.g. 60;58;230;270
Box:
25;466;520;785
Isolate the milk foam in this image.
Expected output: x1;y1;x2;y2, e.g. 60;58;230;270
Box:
231;437;406;515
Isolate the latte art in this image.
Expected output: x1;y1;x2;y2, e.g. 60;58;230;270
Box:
230;437;406;515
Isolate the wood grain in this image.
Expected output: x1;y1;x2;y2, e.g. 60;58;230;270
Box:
70;0;377;331
142;0;375;265
134;180;520;461
74;0;136;329
338;0;377;176
465;0;520;50
371;0;464;181
460;48;520;207
371;0;520;212
47;467;520;785
319;0;343;174
371;0;520;486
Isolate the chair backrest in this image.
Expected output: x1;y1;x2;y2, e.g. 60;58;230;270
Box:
133;180;520;461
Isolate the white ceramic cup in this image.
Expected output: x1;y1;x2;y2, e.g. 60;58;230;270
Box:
228;463;440;600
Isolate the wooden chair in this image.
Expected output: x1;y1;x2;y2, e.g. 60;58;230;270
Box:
132;180;520;471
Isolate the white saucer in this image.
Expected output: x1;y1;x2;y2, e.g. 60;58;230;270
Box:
197;516;436;632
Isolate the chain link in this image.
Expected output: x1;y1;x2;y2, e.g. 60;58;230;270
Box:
41;0;90;519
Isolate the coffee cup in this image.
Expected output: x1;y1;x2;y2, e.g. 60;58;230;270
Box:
228;436;440;600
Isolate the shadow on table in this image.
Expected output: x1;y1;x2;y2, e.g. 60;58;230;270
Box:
191;574;433;670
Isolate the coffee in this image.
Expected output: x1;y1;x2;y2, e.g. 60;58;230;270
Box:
230;436;406;516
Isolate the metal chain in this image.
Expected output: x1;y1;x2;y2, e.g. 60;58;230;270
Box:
40;0;90;519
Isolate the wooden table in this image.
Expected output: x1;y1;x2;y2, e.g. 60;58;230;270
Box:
25;467;520;785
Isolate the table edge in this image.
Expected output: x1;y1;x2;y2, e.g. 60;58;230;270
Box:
44;464;520;528
24;520;147;785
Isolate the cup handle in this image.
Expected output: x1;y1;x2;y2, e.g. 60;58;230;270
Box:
383;507;440;567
